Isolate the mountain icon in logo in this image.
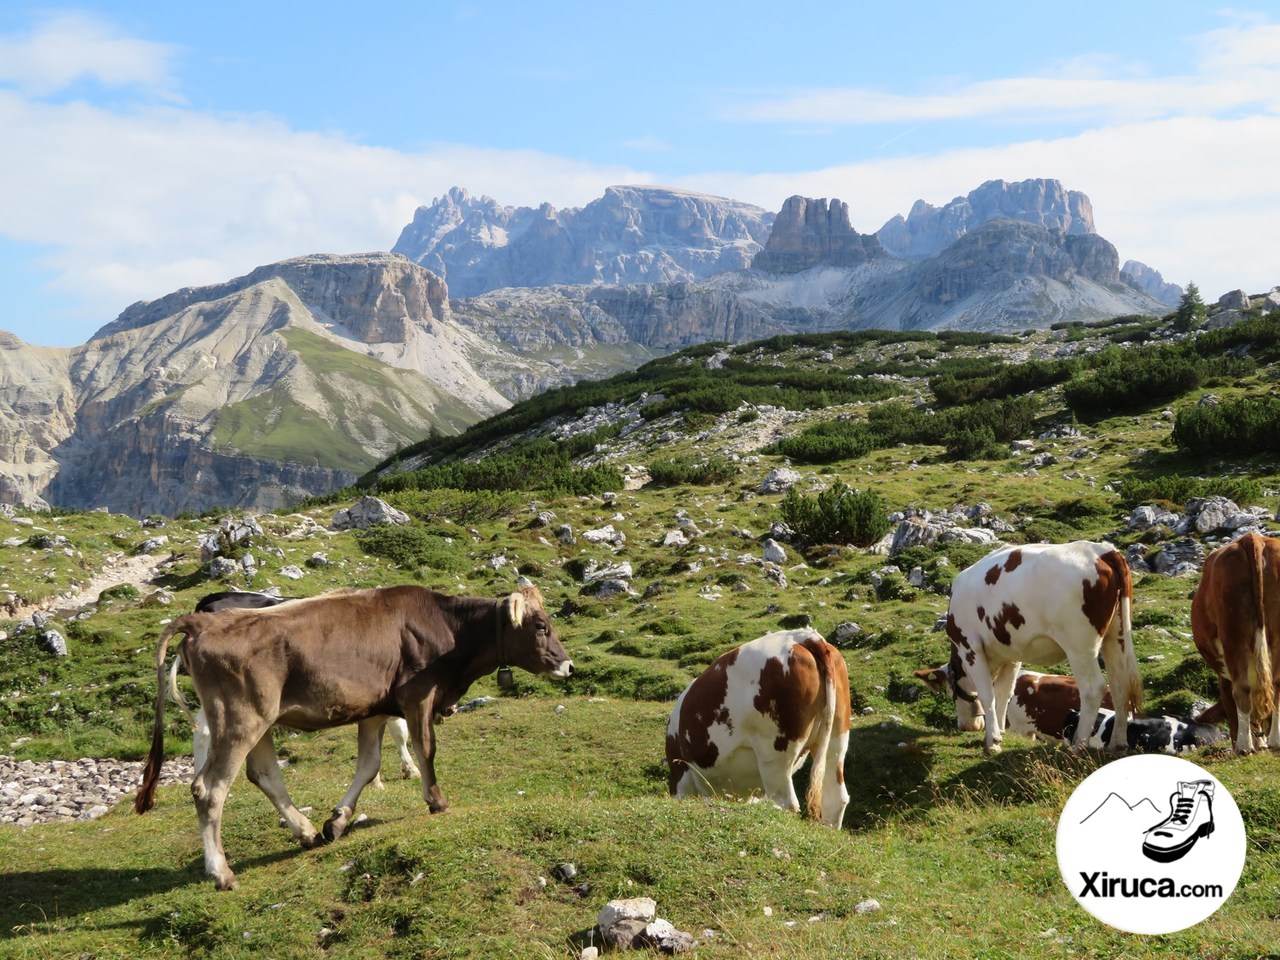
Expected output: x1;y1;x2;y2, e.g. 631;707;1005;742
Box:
1080;792;1162;826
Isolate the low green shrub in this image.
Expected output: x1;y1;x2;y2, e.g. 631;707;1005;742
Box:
355;523;470;572
1173;395;1280;456
1117;475;1264;508
779;482;890;548
647;453;737;486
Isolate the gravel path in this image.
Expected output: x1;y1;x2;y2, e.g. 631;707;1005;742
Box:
0;754;194;826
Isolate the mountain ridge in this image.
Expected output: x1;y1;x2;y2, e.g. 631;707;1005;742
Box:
0;178;1242;516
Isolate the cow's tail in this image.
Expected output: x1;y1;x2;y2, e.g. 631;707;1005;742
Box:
1249;534;1274;724
805;639;841;821
1101;549;1144;717
167;653;196;728
135;616;195;814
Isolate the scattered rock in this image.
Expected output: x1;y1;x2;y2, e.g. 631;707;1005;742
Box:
0;754;193;825
760;467;802;494
39;629;68;657
833;622;862;646
583;525;626;548
1129;505;1181;531
1153;539;1206;576
762;539;787;564
331;497;409;531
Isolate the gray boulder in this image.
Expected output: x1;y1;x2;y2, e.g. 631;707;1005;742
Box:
1153;539;1206;576
760;467;802;494
332;496;410;531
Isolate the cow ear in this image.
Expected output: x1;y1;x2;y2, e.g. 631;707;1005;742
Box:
913;667;946;692
507;592;526;626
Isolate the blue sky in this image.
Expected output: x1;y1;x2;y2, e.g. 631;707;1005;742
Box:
2;3;1278;346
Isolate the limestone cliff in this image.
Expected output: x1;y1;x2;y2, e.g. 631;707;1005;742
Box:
877;178;1095;261
751;196;887;273
851;219;1158;330
393;185;773;296
0;334;75;507
1121;260;1183;308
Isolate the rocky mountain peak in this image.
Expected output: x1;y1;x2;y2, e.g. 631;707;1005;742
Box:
877;178;1095;261
93;253;448;345
752;196;888;274
392;185;773;297
1121;260;1183;307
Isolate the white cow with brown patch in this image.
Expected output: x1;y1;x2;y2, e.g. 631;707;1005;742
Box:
944;541;1143;754
914;663;1115;740
665;628;851;826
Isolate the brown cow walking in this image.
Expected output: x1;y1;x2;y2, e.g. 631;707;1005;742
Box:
136;583;573;890
1192;531;1280;754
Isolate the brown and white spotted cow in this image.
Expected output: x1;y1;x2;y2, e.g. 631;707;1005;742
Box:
913;663;1115;740
944;541;1143;754
666;628;851;826
1192;531;1280;754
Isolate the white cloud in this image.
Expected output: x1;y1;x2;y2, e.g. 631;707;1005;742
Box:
723;20;1280;126
0;12;178;98
621;135;672;152
0;95;644;340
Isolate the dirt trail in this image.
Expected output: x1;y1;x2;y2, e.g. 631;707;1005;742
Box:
6;552;163;622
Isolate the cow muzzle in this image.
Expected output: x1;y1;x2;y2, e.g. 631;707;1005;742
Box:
550;659;574;679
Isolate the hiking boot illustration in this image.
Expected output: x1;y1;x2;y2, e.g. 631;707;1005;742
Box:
1143;780;1215;863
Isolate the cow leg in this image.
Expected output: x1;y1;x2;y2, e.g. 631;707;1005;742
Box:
964;657;1001;754
755;746;802;814
192;724;265;891
1218;676;1240;748
405;697;448;813
819;729;850;828
324;717;387;842
388;717;421;779
991;662;1018;738
1065;650;1108;752
1229;677;1259;754
1099;632;1136;752
245;731;319;849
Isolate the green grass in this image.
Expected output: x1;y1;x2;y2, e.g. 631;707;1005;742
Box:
3;699;1278;958
4;318;1280;957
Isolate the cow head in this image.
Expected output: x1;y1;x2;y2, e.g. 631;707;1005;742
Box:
504;585;574;679
914;663;985;731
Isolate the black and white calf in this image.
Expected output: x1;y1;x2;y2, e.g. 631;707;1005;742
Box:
1062;708;1226;753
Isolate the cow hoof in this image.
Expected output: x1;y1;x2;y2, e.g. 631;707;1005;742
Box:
302;830;327;848
428;801;449;814
214;875;238;892
321;819;347;843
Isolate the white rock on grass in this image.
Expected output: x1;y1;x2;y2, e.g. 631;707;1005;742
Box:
762;539;788;564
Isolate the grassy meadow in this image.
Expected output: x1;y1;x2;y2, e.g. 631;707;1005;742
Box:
3;318;1280;957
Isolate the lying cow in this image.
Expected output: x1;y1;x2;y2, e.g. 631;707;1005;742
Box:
185;591;421;786
1191;531;1280;754
1062;708;1226;753
136;583;573;890
914;663;1115;741
666;628;851;827
945;541;1143;754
